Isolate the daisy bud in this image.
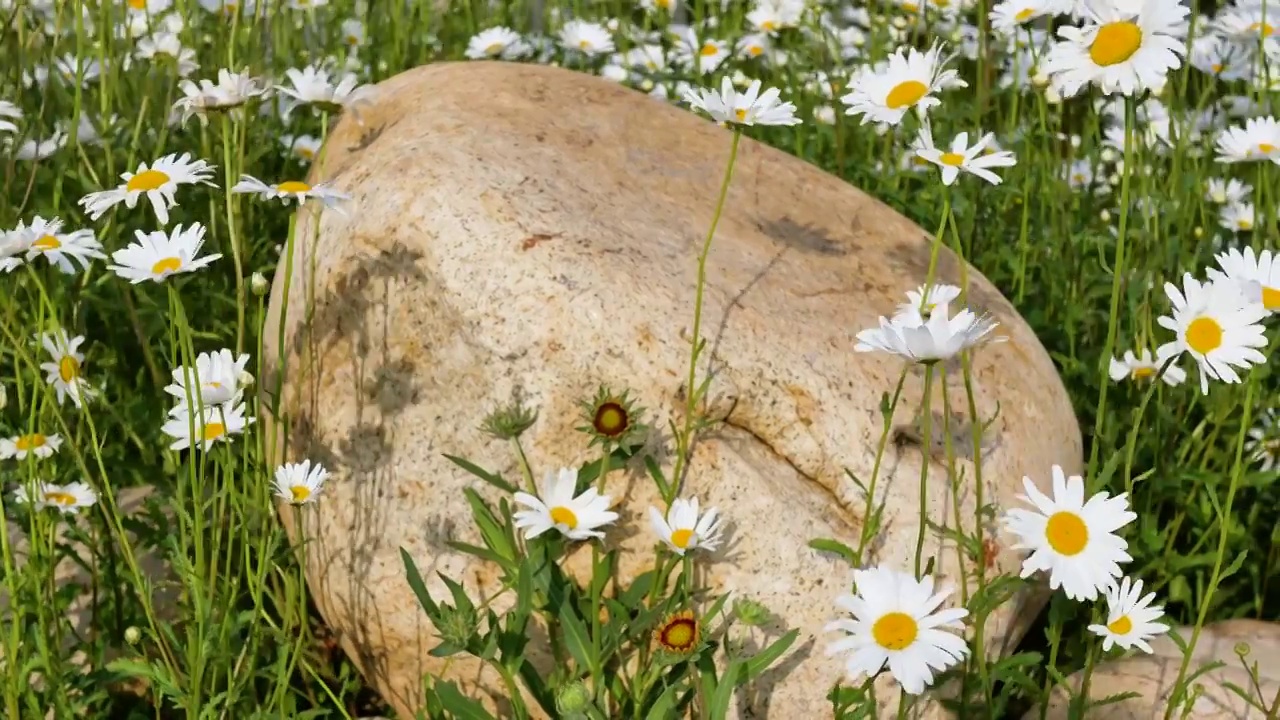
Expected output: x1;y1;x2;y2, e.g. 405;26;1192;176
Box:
480;395;538;440
731;70;750;88
1031;71;1051;87
251;271;269;296
732;597;771;626
1194;226;1204;238
555;679;592;716
1100;209;1112;223
891;16;907;29
1235;641;1251;658
0;384;6;411
1100;148;1118;163
237;370;255;387
1044;85;1062;104
124;626;141;645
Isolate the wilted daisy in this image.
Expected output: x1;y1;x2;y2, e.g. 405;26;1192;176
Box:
1087;576;1168;652
14;481;98;514
465;26;530;60
135;31;199;77
1215;116;1280;164
824;565;969;695
1204;177;1252;204
1043;0;1189;97
276;65;364;114
1208;246;1280;313
1108;348;1186;385
165;348;251;410
1156;273;1268;394
281;133;322;163
513;466;618;541
172;68;268;125
841;42;966;126
231;175;349;209
161;394;254;451
914;124;1018;185
79;152;215;225
108;223;221;283
14;216;104;274
0;432;63;461
273;459;329;504
683;77;801;126
855;303;1003;362
559;19;615;56
1002;465;1136;601
648;497;724;556
37;330;96;408
1246;409;1280;471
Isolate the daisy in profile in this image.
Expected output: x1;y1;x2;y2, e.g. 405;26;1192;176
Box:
273;459;329;504
172;68;268;125
79;152;215;225
14;481;98;514
513;466;618;541
0;231;28;273
1204;177;1252;204
36;330;96;408
1156;273;1268;394
747;0;805;33
855;303;1003;362
161;393;254;451
648;497;725;556
1087;576;1168;652
276;65;364;114
135;31;199;77
10;130;67;161
0;100;20;134
683;77;801;126
1215;116;1280;164
1246;409;1280;471
559;19;615;56
281;134;322;163
231;175;349;209
1001;465;1136;601
1217;201;1257;232
824;565;969;695
1208;246;1280;313
896;283;961;320
1215;5;1280;43
1043;0;1189;97
673;32;730;75
15;216;104;274
0;432;63;460
841;41;966;126
1108;348;1186;385
990;0;1064;34
165;348;251;410
108;223;221;283
465;26;530;60
340;18;365;47
914;124;1018;185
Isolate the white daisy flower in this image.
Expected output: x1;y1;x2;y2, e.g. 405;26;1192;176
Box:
1002;465;1136;601
165;348;251;410
639;0;678;13
0;432;63;460
1208;246;1280;313
172;68;268;125
14;481;97;514
1190;33;1254;80
275;65;365;114
513;466;618;541
231;174;349;209
79;152;215;225
1217;201;1258;232
914;124;1018;186
120;7;184;39
841;41;967;126
14;216;104;274
10;130;67;161
1204;177;1252;204
108;223;222;284
747;0;805;33
36;330;96;408
990;0;1065;34
0;229;28;273
683;77;801;126
1043;0;1189;97
1215;116;1280;164
1156;273;1268;394
1108;348;1186;385
273;459;329;504
1215;5;1280;43
161;393;254;451
855;303;1004;362
675;35;731;75
0;100;20;135
736;33;773;60
824;565;969;695
281;133;322;163
896;283;962;320
198;0;256;17
559;19;615;56
122;0;174;14
1087;576;1168;652
134;31;199;77
1246;409;1280;471
340;18;365;47
465;26;531;60
648;497;725;555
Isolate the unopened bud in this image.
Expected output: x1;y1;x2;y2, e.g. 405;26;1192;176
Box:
1194;226;1204;238
555;679;591;716
732;597;771;626
1100;209;1112;223
251;272;269;296
0;384;7;411
124;626;141;645
238;371;255;388
1100;148;1118;163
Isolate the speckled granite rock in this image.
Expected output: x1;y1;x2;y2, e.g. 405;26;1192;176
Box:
262;61;1082;718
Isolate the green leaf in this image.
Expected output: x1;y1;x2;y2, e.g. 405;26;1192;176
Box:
445;454;518;493
808;538;858;566
558;599;600;677
707;659;743;719
447;540;512;568
438;572;477;615
644;455;671;498
464;488;516;562
744;629;799;681
400;547;440;618
432;680;498;719
645;682;683;720
428;640;468;658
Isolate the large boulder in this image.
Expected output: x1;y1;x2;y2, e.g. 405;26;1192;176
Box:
262;61;1081;718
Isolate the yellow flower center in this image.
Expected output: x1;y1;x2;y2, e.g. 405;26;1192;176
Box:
734;108;747;121
128;0;146;8
671;528;694;548
1248;22;1276;37
550;506;579;529
749;45;763;56
151;257;183;275
43;491;76;506
33;234;60;250
885;80;928;109
1211;62;1224;73
902;1;919;12
1107;615;1133;635
579;40;591;49
1262;286;1280;310
277;180;312;193
871;611;919;651
1186;316;1223;354
656;0;671;7
15;434;47;451
1015;7;1035;20
203;421;226;442
1089;22;1143;67
700;43;719;56
939;152;966;166
126;169;171;192
761;19;777;30
58;356;79;382
1045;511;1088;555
290;485;311;502
298;147;314;159
485;42;504;55
1238;219;1254;230
1131;366;1156;379
1259;143;1277;154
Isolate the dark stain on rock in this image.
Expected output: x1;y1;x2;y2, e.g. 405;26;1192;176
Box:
519;232;560;251
757;217;848;256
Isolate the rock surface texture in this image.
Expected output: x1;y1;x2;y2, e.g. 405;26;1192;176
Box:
1036;620;1280;719
262;61;1082;718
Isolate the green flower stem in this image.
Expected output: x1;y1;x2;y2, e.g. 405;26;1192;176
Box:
914;366;935;579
